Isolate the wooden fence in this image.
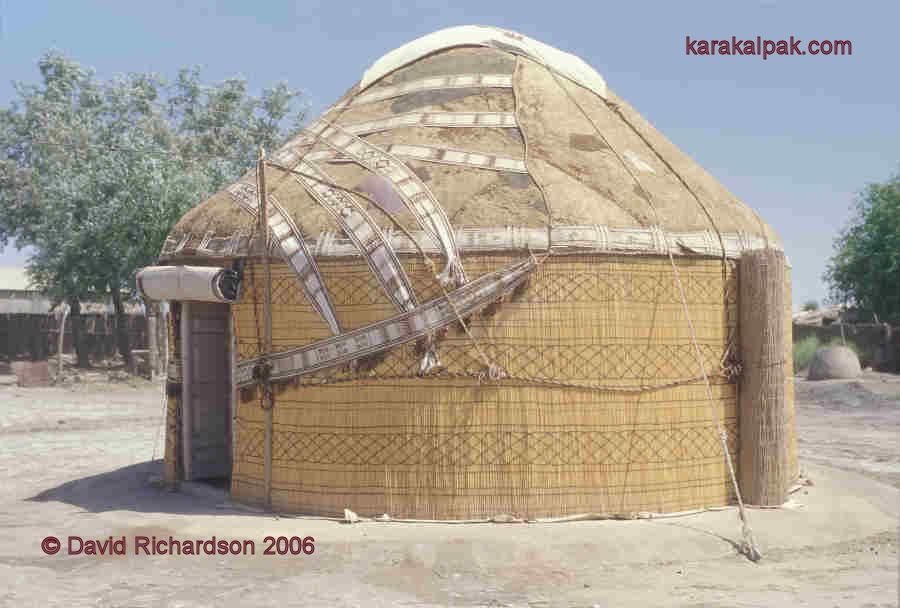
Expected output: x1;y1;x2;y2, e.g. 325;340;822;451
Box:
0;313;147;363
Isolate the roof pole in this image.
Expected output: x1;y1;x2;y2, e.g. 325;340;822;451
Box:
258;147;275;508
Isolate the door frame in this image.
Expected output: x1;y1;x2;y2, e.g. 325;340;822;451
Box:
180;302;192;480
179;301;233;482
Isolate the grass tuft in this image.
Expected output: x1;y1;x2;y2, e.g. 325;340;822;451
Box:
793;336;821;371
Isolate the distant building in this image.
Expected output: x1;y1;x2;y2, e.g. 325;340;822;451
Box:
0;266;53;314
791;304;843;327
0;266;146;362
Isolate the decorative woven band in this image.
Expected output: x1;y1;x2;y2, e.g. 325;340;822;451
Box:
297;119;466;285
282;112;518;151
226;182;343;335
161;225;780;261
331;73;514;110
303;144;528;173
290;159;418;313
234;257;535;386
343;111;518;136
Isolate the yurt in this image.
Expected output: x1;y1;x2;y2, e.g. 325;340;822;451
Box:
138;26;797;520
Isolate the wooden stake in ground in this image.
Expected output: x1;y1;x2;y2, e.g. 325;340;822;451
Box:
258;148;275;507
146;300;158;380
739;248;790;506
57;303;69;378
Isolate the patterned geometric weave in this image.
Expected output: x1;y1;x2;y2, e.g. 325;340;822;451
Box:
233;342;726;388
229;253;750;519
237;423;738;466
233;255;736;386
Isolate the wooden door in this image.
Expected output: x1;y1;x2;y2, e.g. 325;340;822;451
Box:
186;302;231;480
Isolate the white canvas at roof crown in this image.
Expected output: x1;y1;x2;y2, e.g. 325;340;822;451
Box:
359;25;608;100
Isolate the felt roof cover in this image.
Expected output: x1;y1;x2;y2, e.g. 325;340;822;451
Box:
164;26;780;260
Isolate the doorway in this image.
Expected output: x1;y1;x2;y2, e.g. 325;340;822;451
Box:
181;301;232;483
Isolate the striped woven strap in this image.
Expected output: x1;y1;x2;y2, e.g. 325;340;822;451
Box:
331;73;513;109
298;118;467;285
340;111;517;136
226;182;343;335
283;112;517;150
302;144;528;173
289;159;418;313
234;257;535;386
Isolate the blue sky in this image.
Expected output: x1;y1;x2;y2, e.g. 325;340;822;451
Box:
1;0;897;310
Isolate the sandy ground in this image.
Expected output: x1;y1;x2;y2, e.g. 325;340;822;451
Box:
0;372;897;607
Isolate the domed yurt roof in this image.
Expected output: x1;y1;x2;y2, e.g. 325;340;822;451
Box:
160;25;781;261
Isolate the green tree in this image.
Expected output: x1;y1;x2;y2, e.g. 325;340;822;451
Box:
801;300;819;312
0;51;306;366
825;172;900;323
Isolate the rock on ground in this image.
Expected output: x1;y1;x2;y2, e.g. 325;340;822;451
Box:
808;345;862;380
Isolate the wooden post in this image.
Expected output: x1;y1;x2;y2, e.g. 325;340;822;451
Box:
258;148;275;507
146;300;158;380
164;302;180;487
159;302;169;378
181;302;193;481
739;248;791;506
57;303;69;378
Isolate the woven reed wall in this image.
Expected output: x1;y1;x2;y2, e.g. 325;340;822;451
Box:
225;253;764;519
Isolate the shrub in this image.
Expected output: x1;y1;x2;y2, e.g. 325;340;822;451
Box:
793;336;821;371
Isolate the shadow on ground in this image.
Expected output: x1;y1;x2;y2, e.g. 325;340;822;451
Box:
28;460;254;517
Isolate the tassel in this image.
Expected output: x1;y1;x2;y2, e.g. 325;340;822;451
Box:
511;276;531;301
419;346;441;375
436;259;466;288
416;333;441;375
436;263;455;287
455;316;472;335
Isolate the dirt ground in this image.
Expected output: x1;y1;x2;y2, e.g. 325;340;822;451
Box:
0;371;897;607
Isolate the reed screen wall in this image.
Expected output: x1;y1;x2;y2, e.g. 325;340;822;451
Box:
219;253;793;519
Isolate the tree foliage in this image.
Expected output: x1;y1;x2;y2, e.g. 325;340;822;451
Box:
825;172;900;323
801;300;819;312
0;50;306;364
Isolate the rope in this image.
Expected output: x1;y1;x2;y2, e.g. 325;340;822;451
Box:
605;102;728;265
250;500;793;525
266;87;364;200
618;256;666;514
512;55;553;248
262;366;735;393
532;54;762;562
